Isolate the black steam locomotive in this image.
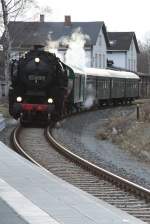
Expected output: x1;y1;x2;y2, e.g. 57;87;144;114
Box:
9;45;69;125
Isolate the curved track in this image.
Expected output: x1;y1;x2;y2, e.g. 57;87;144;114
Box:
12;125;150;223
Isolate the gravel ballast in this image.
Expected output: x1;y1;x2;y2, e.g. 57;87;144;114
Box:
53;106;150;189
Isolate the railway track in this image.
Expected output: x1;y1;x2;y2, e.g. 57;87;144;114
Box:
12;125;150;223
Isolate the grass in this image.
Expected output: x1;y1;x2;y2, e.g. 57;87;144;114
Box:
0;102;10;118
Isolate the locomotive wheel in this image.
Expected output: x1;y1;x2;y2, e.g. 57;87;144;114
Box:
20;114;29;127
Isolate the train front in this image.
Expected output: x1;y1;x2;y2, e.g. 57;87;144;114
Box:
9;45;68;125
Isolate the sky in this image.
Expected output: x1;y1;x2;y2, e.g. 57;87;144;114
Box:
35;0;150;42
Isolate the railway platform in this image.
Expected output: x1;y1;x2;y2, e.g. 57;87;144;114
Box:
0;141;146;224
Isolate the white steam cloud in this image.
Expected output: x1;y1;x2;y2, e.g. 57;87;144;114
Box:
84;84;95;108
64;28;90;69
45;32;64;60
84;96;95;108
46;27;90;68
46;29;95;108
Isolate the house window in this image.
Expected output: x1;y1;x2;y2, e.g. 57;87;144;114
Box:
99;54;101;68
128;59;131;70
131;43;134;51
98;35;102;46
103;54;105;68
131;59;134;71
92;56;94;67
134;60;136;71
109;40;117;46
131;59;135;71
95;54;98;67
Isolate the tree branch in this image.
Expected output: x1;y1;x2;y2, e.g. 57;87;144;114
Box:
6;0;12;7
7;0;22;12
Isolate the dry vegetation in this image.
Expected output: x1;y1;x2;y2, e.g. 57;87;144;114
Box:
96;101;150;162
0;99;9;118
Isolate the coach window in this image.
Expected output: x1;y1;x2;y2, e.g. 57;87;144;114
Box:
102;80;104;88
106;80;108;88
74;77;78;100
103;80;105;88
1;84;5;97
111;80;114;88
79;76;82;98
104;80;106;88
119;80;121;88
100;80;102;88
120;80;122;88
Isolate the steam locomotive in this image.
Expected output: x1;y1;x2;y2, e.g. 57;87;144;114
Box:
9;45;71;125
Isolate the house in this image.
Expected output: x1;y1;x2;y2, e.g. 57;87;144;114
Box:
4;15;109;69
0;16;141;97
107;32;140;72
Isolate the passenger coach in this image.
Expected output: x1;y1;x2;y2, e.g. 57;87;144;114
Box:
84;68;140;106
66;67;140;112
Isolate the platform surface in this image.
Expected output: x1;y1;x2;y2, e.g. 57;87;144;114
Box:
0;198;28;224
0;142;146;224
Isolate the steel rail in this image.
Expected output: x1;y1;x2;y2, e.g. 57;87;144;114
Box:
11;124;150;223
46;126;150;201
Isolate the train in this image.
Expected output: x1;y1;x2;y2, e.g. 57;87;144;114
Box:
9;45;71;125
8;46;140;125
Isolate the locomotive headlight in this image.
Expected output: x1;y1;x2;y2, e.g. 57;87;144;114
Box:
48;98;53;104
35;57;40;63
16;96;22;102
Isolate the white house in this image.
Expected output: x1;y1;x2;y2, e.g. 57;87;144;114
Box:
0;16;140;97
107;32;140;72
3;15;109;70
92;25;108;68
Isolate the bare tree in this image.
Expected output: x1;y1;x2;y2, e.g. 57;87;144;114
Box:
137;40;149;74
137;39;150;75
0;0;35;84
144;37;150;75
0;0;52;84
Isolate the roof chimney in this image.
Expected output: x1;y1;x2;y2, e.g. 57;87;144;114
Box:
40;14;44;22
64;15;71;26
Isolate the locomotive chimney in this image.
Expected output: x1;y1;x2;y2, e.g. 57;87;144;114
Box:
40;14;44;22
64;15;71;26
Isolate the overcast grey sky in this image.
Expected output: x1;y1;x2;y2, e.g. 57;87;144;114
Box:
36;0;150;41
